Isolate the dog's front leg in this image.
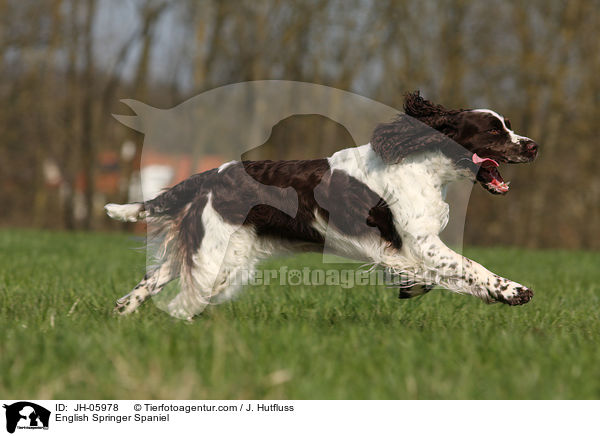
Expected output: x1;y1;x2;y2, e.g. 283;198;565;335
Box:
411;235;533;305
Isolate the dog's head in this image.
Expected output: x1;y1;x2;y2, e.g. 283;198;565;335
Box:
371;91;538;194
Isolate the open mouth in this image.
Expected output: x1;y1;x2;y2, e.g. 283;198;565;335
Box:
472;154;510;195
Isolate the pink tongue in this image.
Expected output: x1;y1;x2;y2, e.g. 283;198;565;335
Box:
490;178;509;192
472;153;499;167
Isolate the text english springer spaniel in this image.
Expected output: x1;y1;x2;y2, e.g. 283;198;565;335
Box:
106;91;538;319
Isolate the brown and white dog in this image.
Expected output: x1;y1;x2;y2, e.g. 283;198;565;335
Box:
106;91;538;319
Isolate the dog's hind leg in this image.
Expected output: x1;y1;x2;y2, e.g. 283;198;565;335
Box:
398;284;434;299
382;266;434;299
115;261;178;315
164;219;270;319
165;230;264;319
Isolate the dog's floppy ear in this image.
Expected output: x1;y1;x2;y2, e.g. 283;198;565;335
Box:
404;90;461;137
403;90;457;120
371;114;456;164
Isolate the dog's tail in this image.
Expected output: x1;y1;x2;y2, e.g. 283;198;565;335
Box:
104;202;146;222
105;168;218;223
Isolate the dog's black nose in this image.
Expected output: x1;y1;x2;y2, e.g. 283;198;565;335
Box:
522;140;538;157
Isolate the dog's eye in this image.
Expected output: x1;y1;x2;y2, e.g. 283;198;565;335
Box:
488;129;501;135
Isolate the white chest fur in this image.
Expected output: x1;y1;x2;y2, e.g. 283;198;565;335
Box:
328;145;464;238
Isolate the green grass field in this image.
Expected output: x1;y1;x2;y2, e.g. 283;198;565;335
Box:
1;228;599;399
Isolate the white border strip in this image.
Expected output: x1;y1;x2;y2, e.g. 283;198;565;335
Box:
0;400;596;436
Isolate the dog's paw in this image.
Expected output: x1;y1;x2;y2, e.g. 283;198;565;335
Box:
495;285;534;306
114;294;142;315
114;299;132;315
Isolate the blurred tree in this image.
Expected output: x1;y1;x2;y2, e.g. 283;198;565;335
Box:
0;0;597;248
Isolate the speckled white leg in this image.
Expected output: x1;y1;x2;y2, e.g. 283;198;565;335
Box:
400;235;533;305
115;261;177;315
